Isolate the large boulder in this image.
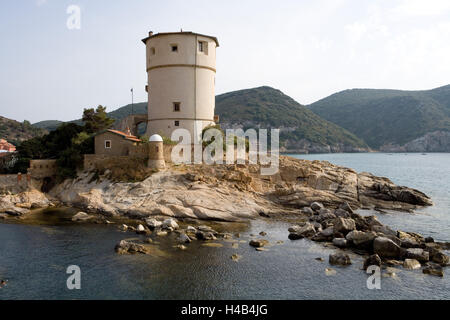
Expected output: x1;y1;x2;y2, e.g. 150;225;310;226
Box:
177;233;192;244
329;253;352;266
114;240;149;254
339;202;354;214
403;259;421;270
145;218;162;229
288;222;316;240
406;248;429;262
310;202;324;211
301;207;314;216
71;212;93;222
363;254;381;270
373;237;404;259
196;231;216;241
423;264;444;277
333;218;356;235
432;251;450;266
346;230;376;249
313;210;336;222
332;238;348;248
162;218;179;230
372;225;397;237
334;208;350;218
249;239;269;248
311;227;334;242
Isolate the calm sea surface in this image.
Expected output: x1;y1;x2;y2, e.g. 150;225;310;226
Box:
0;153;449;299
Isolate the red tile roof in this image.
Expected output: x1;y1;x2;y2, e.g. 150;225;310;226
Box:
0;139;16;152
105;129;142;142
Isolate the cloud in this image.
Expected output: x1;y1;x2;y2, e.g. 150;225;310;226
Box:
390;0;450;18
345;5;389;42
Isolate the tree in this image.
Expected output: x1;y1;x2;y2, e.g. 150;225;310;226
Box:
82;105;115;134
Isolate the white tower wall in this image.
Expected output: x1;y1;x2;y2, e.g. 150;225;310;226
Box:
143;32;218;142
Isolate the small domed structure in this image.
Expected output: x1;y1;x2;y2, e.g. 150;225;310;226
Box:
149;134;163;142
148;134;165;169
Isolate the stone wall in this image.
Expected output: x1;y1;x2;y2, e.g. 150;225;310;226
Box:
0;174;30;194
29;160;58;179
84;144;174;171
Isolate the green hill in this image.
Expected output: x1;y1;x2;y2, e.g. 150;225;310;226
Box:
0;116;47;146
308;85;450;149
32;120;64;131
32;103;148;131
215;86;368;152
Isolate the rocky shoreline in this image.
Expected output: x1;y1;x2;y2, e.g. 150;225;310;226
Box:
0;155;446;278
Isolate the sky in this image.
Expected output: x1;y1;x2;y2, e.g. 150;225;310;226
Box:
0;0;450;123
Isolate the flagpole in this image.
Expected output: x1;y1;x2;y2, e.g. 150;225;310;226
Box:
131;88;134;115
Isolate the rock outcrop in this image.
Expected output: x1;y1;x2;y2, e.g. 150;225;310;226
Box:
27;155;431;222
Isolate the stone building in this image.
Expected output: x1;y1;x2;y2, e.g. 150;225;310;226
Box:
94;129;142;156
141;31;219;142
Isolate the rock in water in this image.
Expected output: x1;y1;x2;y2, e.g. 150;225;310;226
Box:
231;254;242;262
403;259;421;270
162;218;179;230
145;218;162;229
177;233;192;244
333;218;356;235
363;254;381;270
332;238;347;248
71;212;93;222
115;240;149;255
423;264;444;277
346;230;376;249
249;239;269;248
288;222;316;240
373;237;404;259
136;224;146;234
431;251;450;266
196;231;216;241
406;248;429;262
325;268;337;276
329;253;352;266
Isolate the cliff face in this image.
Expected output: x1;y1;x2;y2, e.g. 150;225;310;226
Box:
380;131;450;152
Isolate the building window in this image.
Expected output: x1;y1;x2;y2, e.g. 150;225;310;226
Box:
198;41;208;54
150;47;156;55
105;140;111;149
174;121;180;127
173;102;181;112
171;44;178;52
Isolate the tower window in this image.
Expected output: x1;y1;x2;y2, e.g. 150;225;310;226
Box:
198;41;208;54
150;47;156;55
171;44;178;52
174;121;180;127
173;102;181;112
105;140;111;149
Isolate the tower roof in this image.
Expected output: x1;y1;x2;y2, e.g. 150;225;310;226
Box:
141;31;219;47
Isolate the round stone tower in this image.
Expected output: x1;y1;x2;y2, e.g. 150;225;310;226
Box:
148;134;165;169
142;31;219;143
